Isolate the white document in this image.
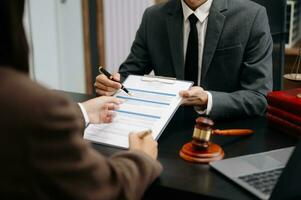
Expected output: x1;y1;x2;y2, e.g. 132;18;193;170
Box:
84;75;193;148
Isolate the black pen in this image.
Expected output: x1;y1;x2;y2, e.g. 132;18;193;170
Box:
98;66;132;96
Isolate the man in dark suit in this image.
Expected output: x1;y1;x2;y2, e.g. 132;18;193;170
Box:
0;1;162;199
95;0;273;120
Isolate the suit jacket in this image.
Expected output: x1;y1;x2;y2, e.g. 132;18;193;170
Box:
119;0;273;120
0;67;162;200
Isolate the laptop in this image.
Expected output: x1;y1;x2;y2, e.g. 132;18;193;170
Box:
210;141;301;200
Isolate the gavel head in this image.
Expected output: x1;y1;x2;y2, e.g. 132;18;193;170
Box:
192;117;214;150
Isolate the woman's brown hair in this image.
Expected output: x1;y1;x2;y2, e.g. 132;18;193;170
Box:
0;0;29;73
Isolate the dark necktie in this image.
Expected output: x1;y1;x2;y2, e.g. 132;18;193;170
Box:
185;14;199;85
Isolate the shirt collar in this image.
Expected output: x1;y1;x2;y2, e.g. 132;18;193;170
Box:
181;0;213;23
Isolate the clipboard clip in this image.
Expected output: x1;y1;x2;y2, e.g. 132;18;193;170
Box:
141;75;176;84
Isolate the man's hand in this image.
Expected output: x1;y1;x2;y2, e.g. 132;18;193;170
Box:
179;86;208;108
94;73;122;96
129;131;158;160
82;96;122;124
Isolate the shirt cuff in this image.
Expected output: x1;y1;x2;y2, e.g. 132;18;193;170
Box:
194;91;213;115
78;103;90;127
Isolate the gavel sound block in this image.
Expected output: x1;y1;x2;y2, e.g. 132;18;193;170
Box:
179;117;253;163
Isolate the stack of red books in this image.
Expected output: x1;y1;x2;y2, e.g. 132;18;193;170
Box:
267;88;301;136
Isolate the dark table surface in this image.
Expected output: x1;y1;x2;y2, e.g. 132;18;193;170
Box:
62;91;298;200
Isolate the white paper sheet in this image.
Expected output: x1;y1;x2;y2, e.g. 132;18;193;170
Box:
84;75;193;148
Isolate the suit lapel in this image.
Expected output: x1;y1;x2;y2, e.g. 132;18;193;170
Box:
166;0;184;79
201;0;227;81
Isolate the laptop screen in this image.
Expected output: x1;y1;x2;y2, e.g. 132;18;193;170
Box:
270;140;301;200
210;142;299;199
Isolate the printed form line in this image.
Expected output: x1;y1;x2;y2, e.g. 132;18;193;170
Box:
116;96;170;105
116;110;161;119
127;88;177;96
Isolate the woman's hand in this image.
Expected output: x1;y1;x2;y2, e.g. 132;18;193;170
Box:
129;130;158;160
82;96;122;124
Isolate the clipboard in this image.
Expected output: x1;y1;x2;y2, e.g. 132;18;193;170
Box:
141;75;176;84
84;75;193;149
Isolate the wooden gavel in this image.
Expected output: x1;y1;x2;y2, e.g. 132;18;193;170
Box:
192;117;254;150
180;117;254;163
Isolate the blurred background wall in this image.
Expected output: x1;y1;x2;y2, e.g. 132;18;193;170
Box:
24;0;163;93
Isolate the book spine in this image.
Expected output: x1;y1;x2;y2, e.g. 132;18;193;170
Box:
268;106;301;127
268;95;301;116
267;113;301;135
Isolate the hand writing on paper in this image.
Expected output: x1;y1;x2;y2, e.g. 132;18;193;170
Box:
82;96;122;124
129;130;158;160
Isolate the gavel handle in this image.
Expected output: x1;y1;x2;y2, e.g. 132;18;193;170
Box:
212;129;254;136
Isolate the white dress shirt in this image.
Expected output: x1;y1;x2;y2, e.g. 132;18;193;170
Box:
181;0;213;115
78;103;90;127
79;2;214;122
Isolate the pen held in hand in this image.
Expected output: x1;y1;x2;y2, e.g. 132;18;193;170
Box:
138;129;152;139
98;66;133;96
